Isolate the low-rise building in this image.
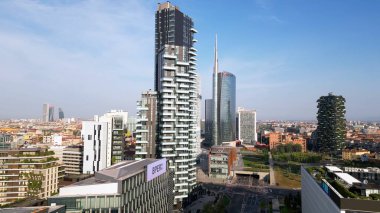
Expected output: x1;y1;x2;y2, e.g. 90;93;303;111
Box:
342;149;370;160
0;205;65;213
343;167;380;183
269;132;306;152
302;165;380;213
48;158;173;213
0;148;62;206
208;146;237;179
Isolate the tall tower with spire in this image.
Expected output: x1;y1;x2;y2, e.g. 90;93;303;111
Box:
212;35;219;146
211;35;237;145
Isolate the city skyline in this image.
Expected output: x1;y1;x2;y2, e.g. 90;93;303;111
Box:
1;0;380;120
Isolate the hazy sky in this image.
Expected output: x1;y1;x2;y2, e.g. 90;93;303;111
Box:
0;0;379;120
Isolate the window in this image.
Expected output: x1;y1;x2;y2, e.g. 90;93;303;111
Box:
88;135;92;140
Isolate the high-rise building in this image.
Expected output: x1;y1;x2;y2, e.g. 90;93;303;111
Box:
154;2;198;205
42;103;54;122
237;108;257;144
97;110;129;165
49;105;54;122
315;93;346;154
204;99;213;145
126;116;136;133
135;90;157;160
195;76;202;153
58;107;64;120
211;37;237;145
49;159;174;213
217;71;236;143
82;121;108;174
212;36;219;147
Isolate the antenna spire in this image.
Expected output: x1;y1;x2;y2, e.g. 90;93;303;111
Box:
214;34;218;74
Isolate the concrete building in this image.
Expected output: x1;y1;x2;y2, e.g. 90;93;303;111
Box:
208;146;237;179
48;145;65;164
82;121;108;174
316;93;346;154
0;206;65;213
126;116;136;134
0;134;11;150
268;132;306;152
154;2;198;204
135;90;157;160
0;148;61;206
49;159;174;213
343;167;380;183
342;148;370;160
62;146;83;175
195;75;202;154
302;166;380;213
97;110;129;165
237;108;257;144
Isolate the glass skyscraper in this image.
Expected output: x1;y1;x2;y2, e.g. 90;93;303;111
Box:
217;71;236;143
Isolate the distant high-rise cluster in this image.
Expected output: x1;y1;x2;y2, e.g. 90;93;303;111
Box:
43;104;65;122
43;103;55;122
315;93;346;154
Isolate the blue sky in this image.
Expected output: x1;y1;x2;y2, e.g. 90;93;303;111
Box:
0;0;379;120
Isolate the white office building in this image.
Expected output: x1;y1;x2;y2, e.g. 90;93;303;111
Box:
82;121;108;174
237;108;257;144
96;110;128;166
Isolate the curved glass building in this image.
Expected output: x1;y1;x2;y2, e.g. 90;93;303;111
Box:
217;71;236;143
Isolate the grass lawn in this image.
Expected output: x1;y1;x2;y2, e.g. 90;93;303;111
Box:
274;167;301;188
243;158;269;172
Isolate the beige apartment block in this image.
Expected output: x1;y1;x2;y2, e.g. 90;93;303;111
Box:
0;148;62;206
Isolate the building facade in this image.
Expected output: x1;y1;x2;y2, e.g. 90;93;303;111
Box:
43;103;54;122
204;99;213;145
58;108;64;120
63;146;83;176
208;146;237;179
342;149;370;160
82;121;108;174
0;148;61;206
302;166;380;213
316;93;346;154
154;2;198;204
237;108;257;144
135;90;157;160
49;159;173;213
97;110;129;165
217;71;236;143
